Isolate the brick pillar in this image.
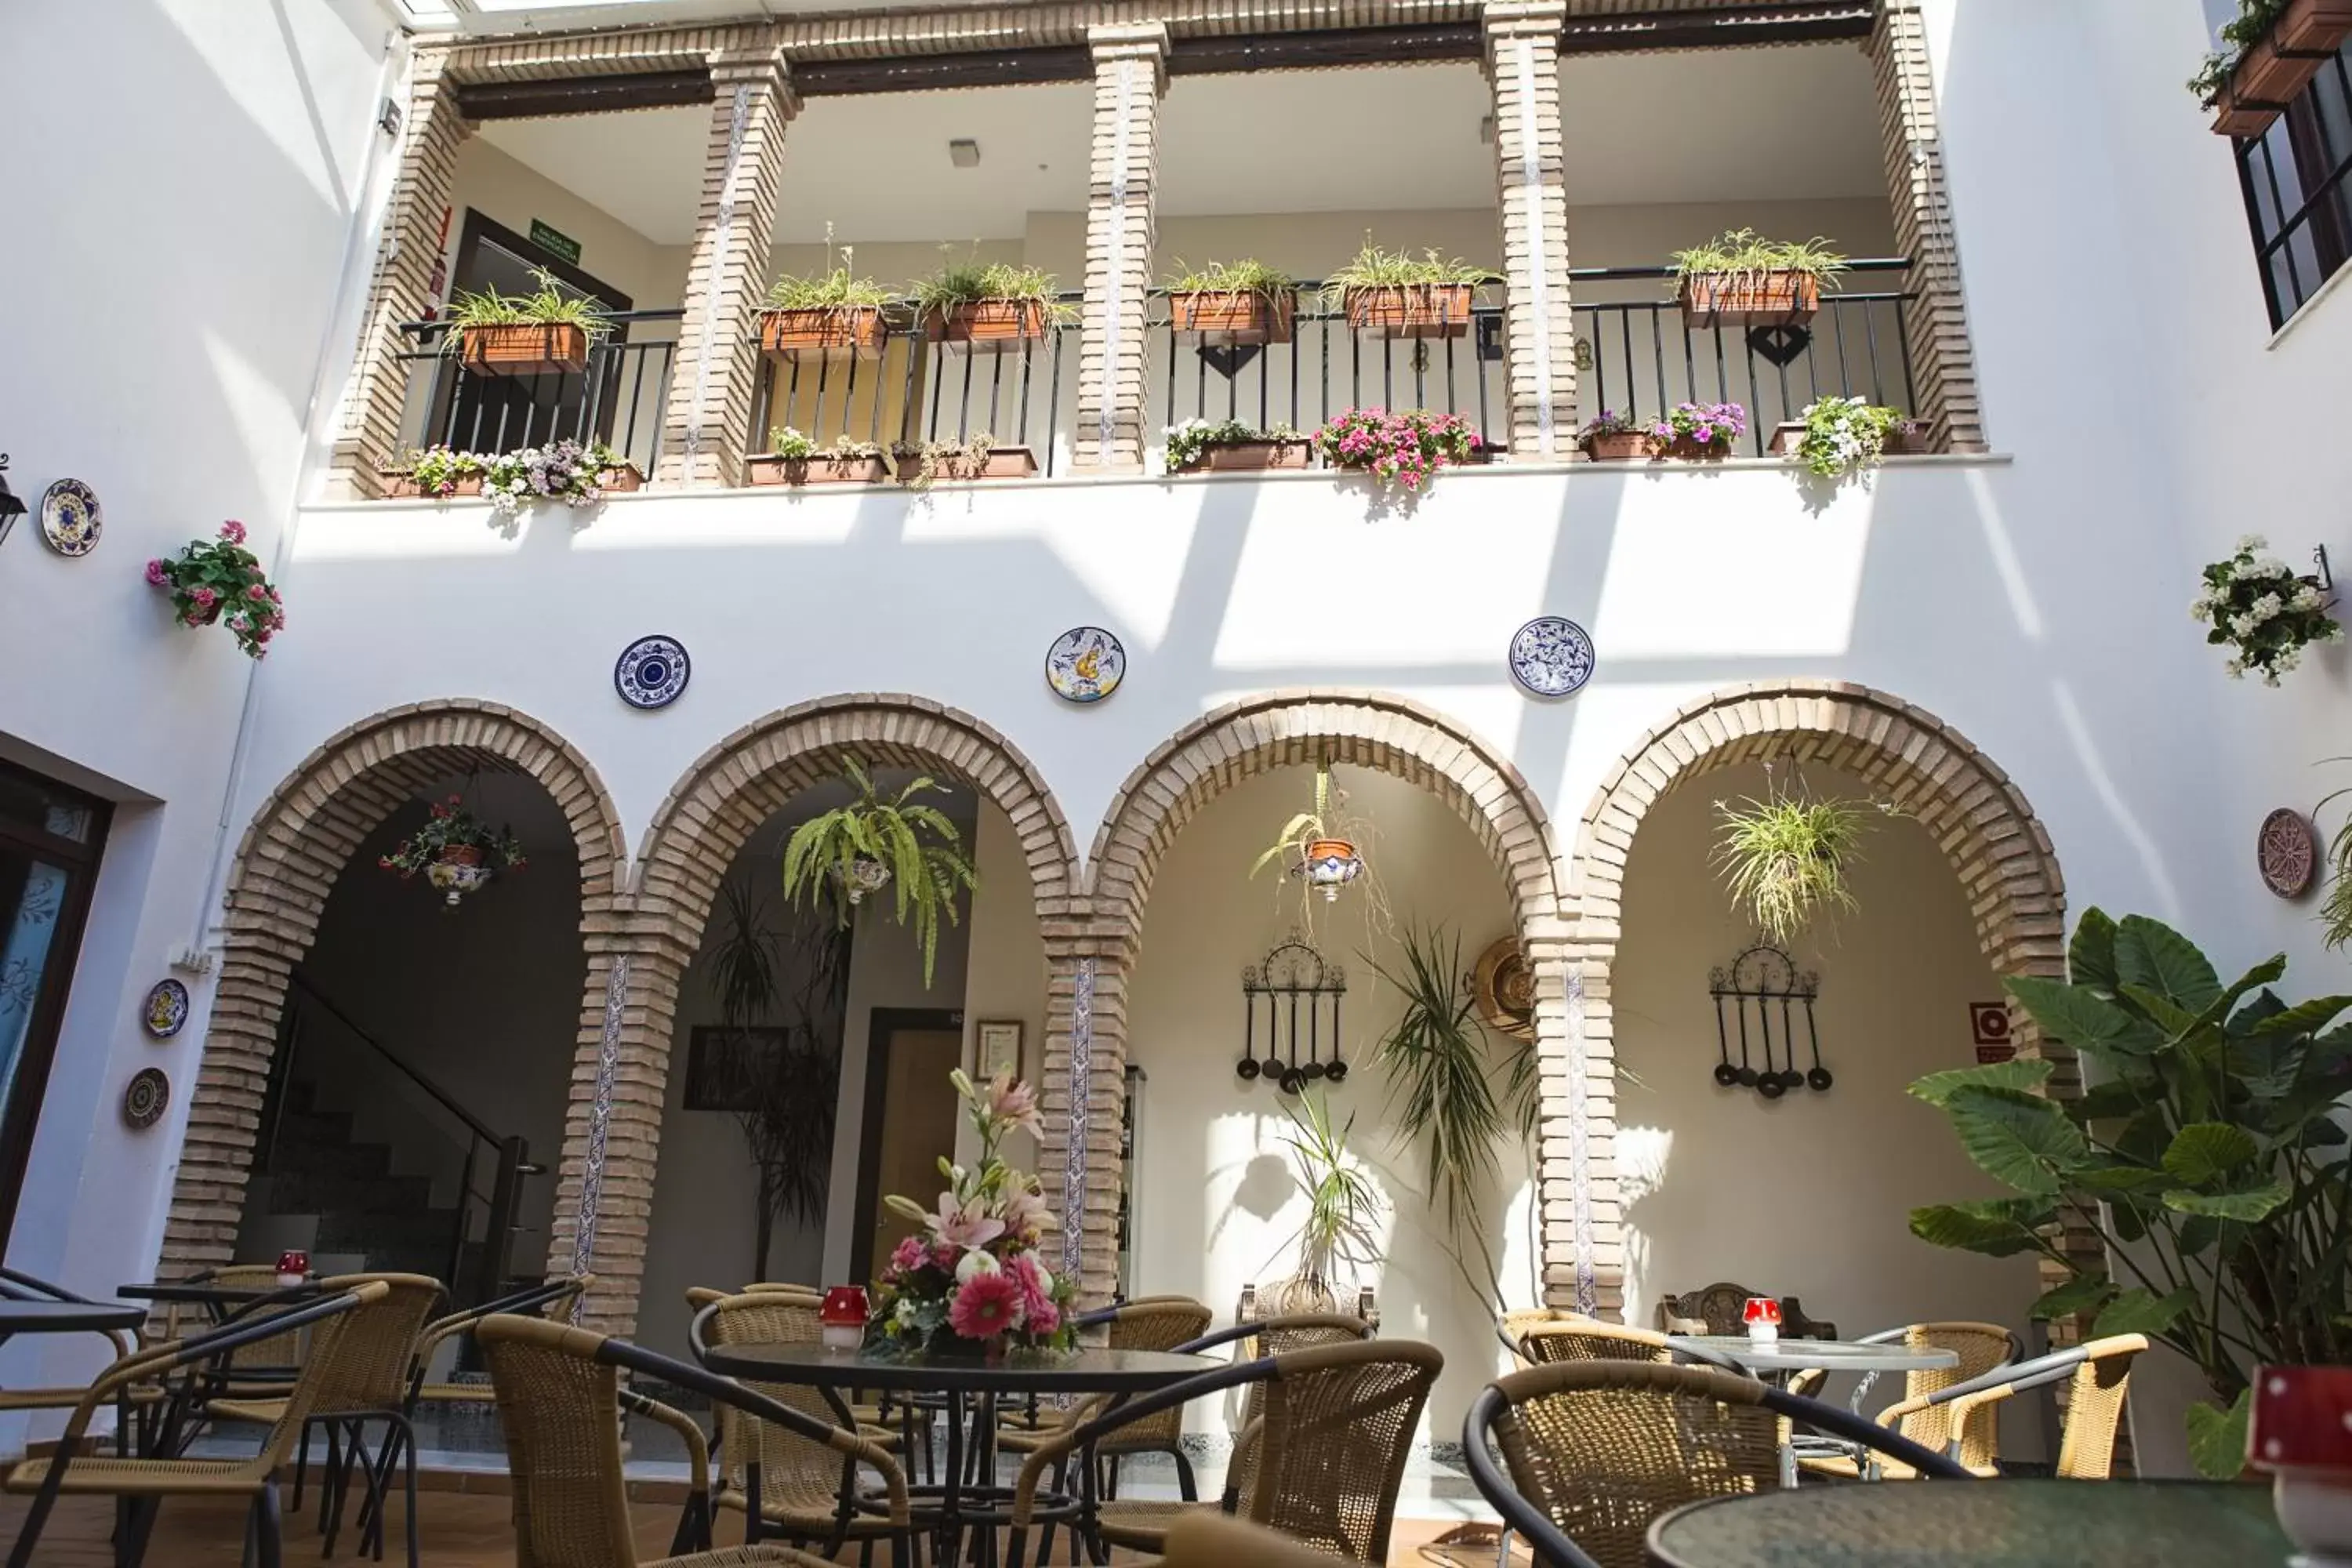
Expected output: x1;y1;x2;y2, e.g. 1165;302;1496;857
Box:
1869;1;1988;452
655;43;797;488
1073;24;1168;473
1038;931;1129;1308
1484;1;1577;461
328;50;472;499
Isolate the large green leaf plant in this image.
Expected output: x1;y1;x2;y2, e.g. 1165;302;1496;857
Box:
1909;909;2352;1476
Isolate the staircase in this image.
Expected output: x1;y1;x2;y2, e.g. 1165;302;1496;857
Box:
242;1077;477;1281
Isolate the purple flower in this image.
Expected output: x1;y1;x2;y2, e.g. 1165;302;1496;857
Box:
145;559;169;586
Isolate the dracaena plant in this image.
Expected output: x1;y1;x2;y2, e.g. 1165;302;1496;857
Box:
1907;909;2352;1478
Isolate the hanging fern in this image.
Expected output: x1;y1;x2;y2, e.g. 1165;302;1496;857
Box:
781;757;978;986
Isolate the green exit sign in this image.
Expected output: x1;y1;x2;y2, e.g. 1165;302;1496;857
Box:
528;219;582;267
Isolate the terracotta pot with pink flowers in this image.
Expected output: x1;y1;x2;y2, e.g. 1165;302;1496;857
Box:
146;521;284;659
1314;408;1483;494
867;1065;1078;1359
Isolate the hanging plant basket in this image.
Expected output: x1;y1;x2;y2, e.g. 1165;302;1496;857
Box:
1344;283;1475;339
426;844;495;907
379;794;526;910
829;856;893;906
924;300;1050;346
1679;271;1820;328
1171;289;1297;345
459;322;590;378
1300;839;1365;902
761;306;887;362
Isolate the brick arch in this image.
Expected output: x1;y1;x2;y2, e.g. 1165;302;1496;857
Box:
549;694;1080;1333
1565;680;2074;1318
155;701;626;1288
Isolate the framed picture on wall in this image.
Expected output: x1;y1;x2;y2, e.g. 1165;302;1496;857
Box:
975;1019;1025;1081
683;1025;789;1112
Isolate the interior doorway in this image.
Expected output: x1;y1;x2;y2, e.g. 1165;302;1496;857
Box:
426;209;633;456
850;1008;964;1283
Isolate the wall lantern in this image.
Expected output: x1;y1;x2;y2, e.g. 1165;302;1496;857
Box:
0;456;25;550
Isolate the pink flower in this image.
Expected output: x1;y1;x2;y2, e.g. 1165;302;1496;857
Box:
191;586;218;608
925;1192;1007;1251
1025;1298;1061;1338
931;1243;960;1273
979;1069;1044;1139
1000;1185;1052;1243
218;520;247;544
144;559;169;586
889;1235;927;1277
948;1269;1025;1341
1007;1251;1058;1324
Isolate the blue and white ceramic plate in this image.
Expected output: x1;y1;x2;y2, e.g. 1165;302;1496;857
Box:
1508;616;1595;699
1046;626;1125;704
40;479;101;557
615;634;691;710
143;979;191;1040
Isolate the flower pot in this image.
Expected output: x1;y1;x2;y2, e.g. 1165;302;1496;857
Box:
1581;431;1653;463
379;470;485;499
2216;0;2352;136
426;844;493;907
1345;283;1475;339
1170;290;1295;345
907;445;1040;483
748;454;893;487
829;856;891;906
459;321;590;378
1301;839;1364;902
761;306;888;362
925;300;1050;347
438;844;485;868
1175;439;1313;474
1767;421;1808;459
1882;424;1929;456
1679;271;1820;328
597;463;644;493
1655;435;1734;463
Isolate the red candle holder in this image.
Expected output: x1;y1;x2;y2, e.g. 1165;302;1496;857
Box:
1742;1297;1783;1343
821;1285;869;1350
2252;1365;2352;1562
275;1250;310;1288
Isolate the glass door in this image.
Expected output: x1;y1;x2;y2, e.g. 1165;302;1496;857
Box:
0;760;109;1247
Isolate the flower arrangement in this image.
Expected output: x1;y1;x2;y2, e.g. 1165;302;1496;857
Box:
379;793;526;907
146;522;284;659
1791;397;1909;479
482;438;629;516
398;445;488;499
1646;401;1748;459
1163;419;1305;474
2192;535;2341;684
870;1065;1077;1357
1315;408;1481;492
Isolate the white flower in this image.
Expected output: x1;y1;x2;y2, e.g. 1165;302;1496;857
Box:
2190;597;2212;622
2266;668;2284;687
895;1299;919;1328
2254;592;2285;622
954;1250;1001;1284
2256;556;2292;579
2332;623;2347;642
2230;613;2257;639
2238;533;2268;553
2293;585;2323;612
2225;659;2245;680
2276;644;2303;673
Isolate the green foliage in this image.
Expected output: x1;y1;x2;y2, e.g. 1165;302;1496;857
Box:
441;267;612;351
1668;229;1849;289
1794;397;1918;480
764;428;884;463
1711;782;1877;943
2191;0;2290;101
378;793;525;877
1279;1090;1385;1283
1250;764;1348;882
147;521;285;659
908;250;1069;319
1323;238;1497;299
890;433;995;489
2185;1389;2253;1479
1162;257;1296;301
779;757;978;986
1910;908;2352;1475
399;445;487;497
764;245;895;312
1163;419;1302;474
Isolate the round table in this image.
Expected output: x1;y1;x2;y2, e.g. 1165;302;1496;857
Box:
1646;1478;2292;1566
697;1341;1214;1568
1668;1336;1960;1377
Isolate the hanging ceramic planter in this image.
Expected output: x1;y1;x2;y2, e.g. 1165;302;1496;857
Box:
379;794;526;909
1301;839;1365;902
830;855;892;906
426;844;495;907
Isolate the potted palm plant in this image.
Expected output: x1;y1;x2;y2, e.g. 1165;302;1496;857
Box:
780;758;979;986
761;235;895;361
1669;230;1847;328
1327;241;1495;339
1164;258;1298;345
444;269;611;377
1270;1091;1382;1314
911;255;1066;347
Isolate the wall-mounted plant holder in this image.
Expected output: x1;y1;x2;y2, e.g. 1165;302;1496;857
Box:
1708;942;1828;1100
1238;931;1347;1094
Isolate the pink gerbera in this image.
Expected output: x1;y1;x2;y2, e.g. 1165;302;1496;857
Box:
948;1269;1025;1341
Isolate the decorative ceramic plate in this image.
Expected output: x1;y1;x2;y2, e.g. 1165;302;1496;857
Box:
122;1068;170;1130
40;478;101;557
1045;626;1126;704
143;978;191;1040
2260;807;2320;899
1508;616;1595;698
615;634;691;710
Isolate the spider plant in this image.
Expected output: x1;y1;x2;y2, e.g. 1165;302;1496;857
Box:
907;253;1073;321
1323;240;1497;294
767;228;896;311
440;267;612;353
780;757;978;985
1667;229;1849;291
1161;256;1296;302
1279;1090;1383;1294
1711;782;1875;944
1249;763;1348;880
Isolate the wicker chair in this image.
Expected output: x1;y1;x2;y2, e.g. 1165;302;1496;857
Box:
1162;1512;1368;1568
1000;1295;1212;1495
205;1272;446;1566
1461;1361;1970;1568
1009;1336;1439;1568
1515;1321;1677;1366
406;1273;593;1410
691;1291;921;1554
1792;1321;2020;1480
477;1312;900;1568
1866;1332;2147;1480
0;1269;150;1427
2;1281;387;1568
1654;1282;1836;1341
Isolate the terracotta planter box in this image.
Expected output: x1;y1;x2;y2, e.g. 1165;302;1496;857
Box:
458;322;590;378
1679;271;1820;328
747;453;893;487
1174;439;1314;474
907;445;1039;482
1581;431;1653;463
924;300;1050;347
1654;435;1734;463
2215;0;2352;136
1170;291;1296;345
379;470;485;499
599;463;644;493
760;307;887;361
1345;283;1475;339
1882;425;1929;456
1766;422;1929;459
1767;421;1808;459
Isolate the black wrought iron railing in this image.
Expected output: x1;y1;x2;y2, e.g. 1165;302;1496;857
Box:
2235;43;2352;328
392;310;682;478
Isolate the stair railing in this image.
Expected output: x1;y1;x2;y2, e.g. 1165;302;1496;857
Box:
265;974;546;1305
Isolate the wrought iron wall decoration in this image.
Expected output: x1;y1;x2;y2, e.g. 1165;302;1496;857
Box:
1708;942;1829;1099
1240;931;1348;1094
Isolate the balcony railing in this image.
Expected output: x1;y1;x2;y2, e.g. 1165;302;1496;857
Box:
383;260;1920;483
